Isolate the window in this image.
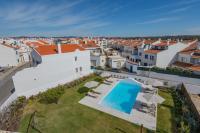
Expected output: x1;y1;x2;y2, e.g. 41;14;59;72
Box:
139;52;142;56
80;67;82;71
145;54;148;59
75;68;78;73
16;51;18;55
75;56;77;61
181;57;186;62
150;56;154;60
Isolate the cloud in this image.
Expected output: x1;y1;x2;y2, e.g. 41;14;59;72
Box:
137;17;179;25
0;0;111;35
146;0;199;11
168;6;193;14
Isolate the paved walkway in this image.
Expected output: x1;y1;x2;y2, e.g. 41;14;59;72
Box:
95;70;200;86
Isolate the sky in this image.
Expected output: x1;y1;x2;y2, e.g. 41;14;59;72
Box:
0;0;200;37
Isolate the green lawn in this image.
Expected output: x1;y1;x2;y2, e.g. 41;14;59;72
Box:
18;75;151;133
157;89;175;133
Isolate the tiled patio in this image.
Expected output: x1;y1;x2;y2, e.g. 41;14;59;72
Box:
79;78;157;130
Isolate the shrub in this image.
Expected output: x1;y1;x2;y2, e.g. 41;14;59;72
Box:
38;86;65;104
0;96;27;131
77;87;90;94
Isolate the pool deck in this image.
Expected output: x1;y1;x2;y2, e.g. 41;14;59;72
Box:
79;78;157;130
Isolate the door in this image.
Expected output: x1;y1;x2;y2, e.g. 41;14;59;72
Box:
130;66;133;72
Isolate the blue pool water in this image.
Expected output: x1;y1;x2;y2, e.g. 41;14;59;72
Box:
100;79;141;114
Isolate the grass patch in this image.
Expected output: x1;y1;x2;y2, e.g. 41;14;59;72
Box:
157;89;175;133
19;75;150;133
93;76;104;83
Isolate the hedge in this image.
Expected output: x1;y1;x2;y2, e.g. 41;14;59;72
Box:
38;85;65;104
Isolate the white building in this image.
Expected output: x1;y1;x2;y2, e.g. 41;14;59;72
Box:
0;43;20;67
125;60;138;73
108;56;126;69
141;41;188;68
0;39;31;67
172;41;200;75
98;38;108;49
12;44;92;97
90;53;107;68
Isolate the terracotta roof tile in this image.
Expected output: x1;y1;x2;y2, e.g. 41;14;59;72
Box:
26;42;44;47
172;61;193;68
180;42;198;55
189;65;200;72
37;40;49;45
35;44;85;56
144;49;162;54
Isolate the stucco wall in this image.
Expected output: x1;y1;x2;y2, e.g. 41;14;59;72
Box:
12;50;92;98
108;58;126;69
141;53;157;66
178;53;191;63
0;45;18;67
91;55;106;67
125;62;138;72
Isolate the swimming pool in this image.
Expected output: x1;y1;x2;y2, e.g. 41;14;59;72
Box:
100;79;141;114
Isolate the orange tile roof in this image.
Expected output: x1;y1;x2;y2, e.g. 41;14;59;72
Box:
37;40;49;45
144;49;162;54
179;42;198;55
79;40;100;48
172;61;193;68
35;44;85;56
172;61;200;72
26;42;44;48
144;40;156;44
188;65;200;72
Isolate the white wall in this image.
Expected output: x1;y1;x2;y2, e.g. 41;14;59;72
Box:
91;55;106;67
156;42;188;68
125;61;138;72
178;53;191;63
141;53;157;66
12;50;92;98
108;57;126;69
0;45;18;67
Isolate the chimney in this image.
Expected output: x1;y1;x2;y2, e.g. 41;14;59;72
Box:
57;41;62;54
158;38;161;42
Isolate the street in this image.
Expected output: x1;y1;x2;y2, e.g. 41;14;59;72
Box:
0;63;31;106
